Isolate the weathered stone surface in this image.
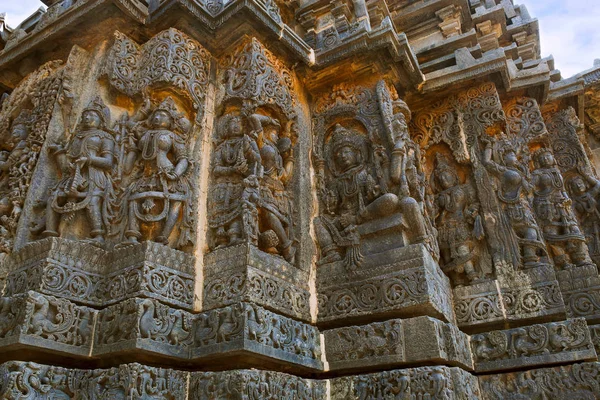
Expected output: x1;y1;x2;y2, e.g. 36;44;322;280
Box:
478;362;600;399
0;291;95;359
324;315;472;372
472;318;597;372
4;238;195;310
94;298;322;371
331;366;481;400
204;243;311;322
317;244;454;327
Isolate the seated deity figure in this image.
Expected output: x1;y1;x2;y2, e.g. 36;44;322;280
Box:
481;135;547;268
208;112;262;249
122;97;193;248
315;124;426;271
531;148;593;269
43;96;116;244
568;171;600;265
430;153;486;286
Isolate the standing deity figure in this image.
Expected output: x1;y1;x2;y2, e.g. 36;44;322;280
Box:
568;171;600;265
43;96;116;244
530;148;592;269
430;154;486;286
208;113;261;249
481;135;546;268
121;97;193;248
315;124;425;271
251;114;296;262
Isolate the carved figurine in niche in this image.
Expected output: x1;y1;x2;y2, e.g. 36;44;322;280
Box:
252;114;296;262
43;96;116;244
531;148;593;269
208;112;262;249
481;135;547;268
567;171;600;265
120;97;193;249
315;124;427;271
430;153;487;286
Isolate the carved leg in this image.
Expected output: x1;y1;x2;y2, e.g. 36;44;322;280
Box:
87;195;104;243
227;220;243;245
157;201;181;245
569;240;594;267
399;196;427;243
264;211;295;262
359;193;398;222
314;217;341;264
42;196;60;237
521;227;540;265
457;244;477;282
125;201;141;243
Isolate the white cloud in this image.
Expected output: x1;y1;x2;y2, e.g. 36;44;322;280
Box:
518;0;600;77
0;0;597;78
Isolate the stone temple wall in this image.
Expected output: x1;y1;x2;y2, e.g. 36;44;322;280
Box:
0;0;599;398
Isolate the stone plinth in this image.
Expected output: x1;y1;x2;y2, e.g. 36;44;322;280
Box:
94;298;322;372
324;315;472;372
330;365;481;399
3;238;195;310
557;264;600;324
204;243;311;322
317;244;454;328
471;318;596;373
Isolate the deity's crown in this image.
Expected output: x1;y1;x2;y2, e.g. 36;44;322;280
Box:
434;153;455;175
82;96;111;129
392;99;411;122
154;97;191;135
329;124;367;156
532;146;553;161
12;109;32;128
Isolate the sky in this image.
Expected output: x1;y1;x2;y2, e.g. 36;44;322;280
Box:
0;0;598;78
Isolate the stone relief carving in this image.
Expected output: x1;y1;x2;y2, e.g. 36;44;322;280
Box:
429;153;490;286
530;147;593;270
42;96;117;244
207;37;299;263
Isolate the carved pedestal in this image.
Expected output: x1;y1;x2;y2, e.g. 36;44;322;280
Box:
557;264;600;324
204;243;311;322
323;315;473;373
317;244;454;327
3;238;195;310
454;267;566;332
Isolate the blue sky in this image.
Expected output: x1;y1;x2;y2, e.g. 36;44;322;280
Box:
0;0;598;78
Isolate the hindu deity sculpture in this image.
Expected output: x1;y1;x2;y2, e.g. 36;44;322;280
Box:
208;112;262;249
568;171;600;265
314;124;426;271
251;114;296;262
430;153;486;286
481;135;547;268
121;97;193;249
43;96;116;244
530;148;593;269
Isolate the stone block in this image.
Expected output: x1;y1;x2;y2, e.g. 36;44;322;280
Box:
557;265;600;324
478;362;600;400
94;298;322;372
454;272;566;332
471;318;597;373
189;370;326;399
0;291;95;359
4;238;195;310
324;316;472;372
0;361;188;399
204;243;311;322
317;244;454;327
330;365;481;400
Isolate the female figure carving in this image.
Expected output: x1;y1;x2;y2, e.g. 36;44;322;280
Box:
122;97;193;248
481;135;546;268
568;171;600;265
43;96;116;243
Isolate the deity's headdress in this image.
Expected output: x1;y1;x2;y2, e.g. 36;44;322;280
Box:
392;99;411;122
326;124;368;174
432;153;459;191
532;147;554;168
153;97;191;136
82;96;111;129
